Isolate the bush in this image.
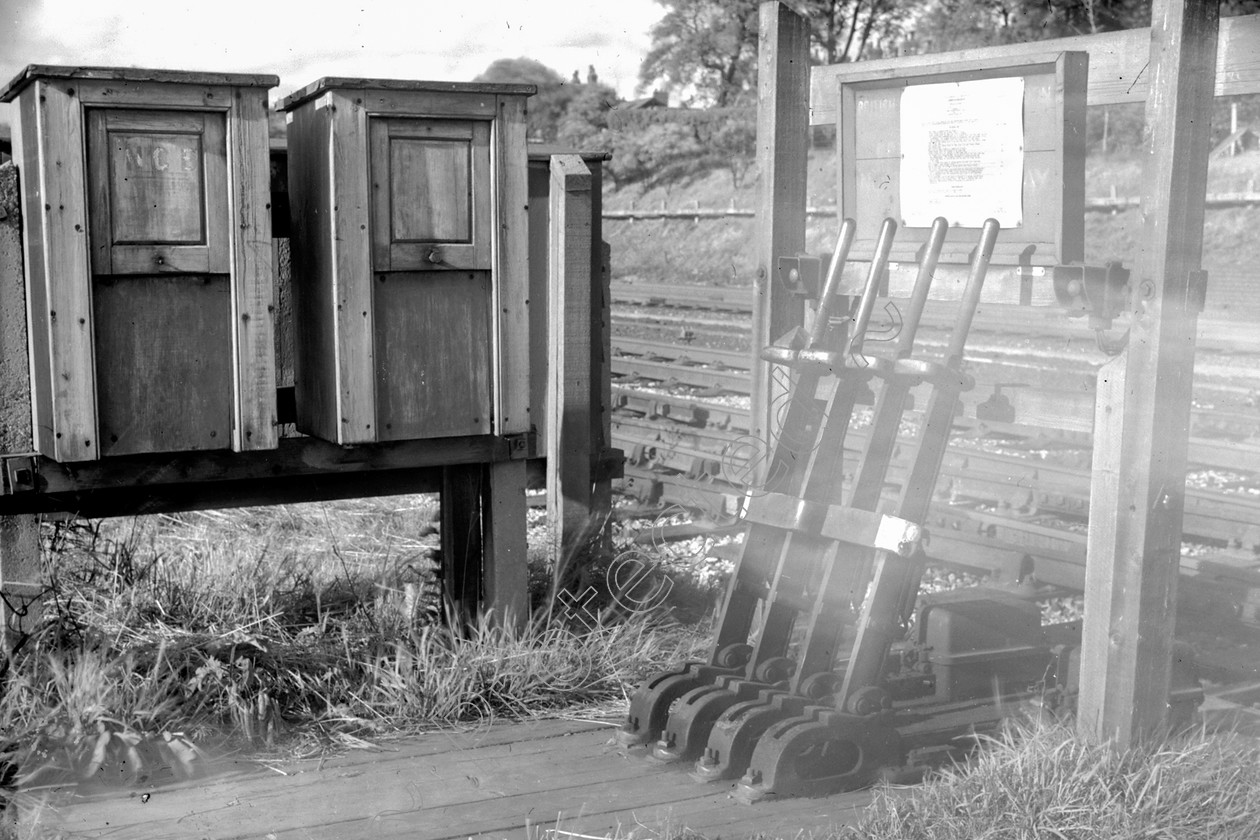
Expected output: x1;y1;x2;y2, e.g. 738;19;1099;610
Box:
603;108;757;190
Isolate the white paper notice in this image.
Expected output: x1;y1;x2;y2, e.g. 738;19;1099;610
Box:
899;77;1024;228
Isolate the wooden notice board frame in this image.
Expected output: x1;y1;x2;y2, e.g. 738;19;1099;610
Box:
827;51;1087;301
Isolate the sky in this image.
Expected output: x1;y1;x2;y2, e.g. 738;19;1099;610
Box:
0;0;666;130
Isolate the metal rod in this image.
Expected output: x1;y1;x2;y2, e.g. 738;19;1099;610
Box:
945;218;1001;369
894;217;949;360
847;218;898;361
808;218;858;347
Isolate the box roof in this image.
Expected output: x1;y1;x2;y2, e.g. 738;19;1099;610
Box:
279;77;536;111
0;64;279;103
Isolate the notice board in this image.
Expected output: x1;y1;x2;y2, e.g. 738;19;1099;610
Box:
828;51;1087;302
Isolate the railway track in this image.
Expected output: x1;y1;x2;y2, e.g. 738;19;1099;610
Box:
608;282;1260;651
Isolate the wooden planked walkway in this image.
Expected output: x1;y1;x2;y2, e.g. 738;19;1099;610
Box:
19;718;877;839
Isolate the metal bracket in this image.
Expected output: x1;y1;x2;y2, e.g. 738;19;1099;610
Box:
505;432;536;460
1053;261;1131;330
777;253;822;299
2;455;38;495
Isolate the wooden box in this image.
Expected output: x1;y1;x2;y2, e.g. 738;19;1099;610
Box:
280;79;534;445
0;66;279;461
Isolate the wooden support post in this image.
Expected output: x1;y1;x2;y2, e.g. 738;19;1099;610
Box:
547;155;596;571
441;459;528;630
1;163;42;653
441;464;483;628
752;1;809;452
1078;0;1220;748
591;238;614;556
484;459;528;630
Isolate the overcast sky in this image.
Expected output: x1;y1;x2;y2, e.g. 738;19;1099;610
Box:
1;0;665;129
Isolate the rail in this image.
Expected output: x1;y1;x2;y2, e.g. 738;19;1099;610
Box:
608;284;1260;632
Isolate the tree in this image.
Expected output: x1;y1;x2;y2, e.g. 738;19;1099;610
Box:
638;0;761;107
557;81;620;149
637;1;911;106
474;58;577;143
800;0;911;64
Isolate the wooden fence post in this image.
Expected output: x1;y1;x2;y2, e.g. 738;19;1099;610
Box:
1078;0;1220;747
1;162;42;654
752;1;809;459
547;155;595;575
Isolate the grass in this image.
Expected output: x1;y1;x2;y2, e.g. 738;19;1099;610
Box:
838;717;1260;840
6;141;1260;837
0;497;712;799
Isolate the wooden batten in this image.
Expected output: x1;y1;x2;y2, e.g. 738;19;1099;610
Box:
546;154;594;561
227;88;280;451
281;78;534;447
494;95;531;436
810;13;1260;120
328;92;375;444
0;65;279;461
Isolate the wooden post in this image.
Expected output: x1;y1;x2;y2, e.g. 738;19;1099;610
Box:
1078;0;1220;747
592;237;614;556
1;162;42;653
483;459;528;630
752;1;809;456
441;464;482;628
547;154;595;572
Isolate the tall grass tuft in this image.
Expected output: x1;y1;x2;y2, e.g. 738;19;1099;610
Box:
841;716;1260;840
1;498;711;793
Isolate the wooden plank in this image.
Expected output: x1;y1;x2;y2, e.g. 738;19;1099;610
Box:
328;92;376;444
810;13;1260;122
15;89;53;449
34;79;98;461
26;721;872;840
1078;0;1219;748
24;720;606;837
93;275;233;456
492;94;531;435
368;117;393;271
548;154;595;562
84;109;112;275
0;65;275;102
484;457;528;628
287;103;339;442
593;236;615;550
526;160;552;447
373;271;492;439
9;435;509;501
226;88;279;451
1055;52;1088;268
752;1;809;451
279;78;534;112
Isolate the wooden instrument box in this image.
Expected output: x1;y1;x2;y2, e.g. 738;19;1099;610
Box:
280;79;534;445
0;66;279;461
